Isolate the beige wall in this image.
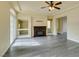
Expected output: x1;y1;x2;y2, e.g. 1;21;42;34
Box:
32;17;47;26
54;4;79;42
57;18;63;33
0;2;10;56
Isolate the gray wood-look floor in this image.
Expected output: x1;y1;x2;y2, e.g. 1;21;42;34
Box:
3;34;79;57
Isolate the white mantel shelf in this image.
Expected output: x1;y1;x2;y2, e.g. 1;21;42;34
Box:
17;29;29;30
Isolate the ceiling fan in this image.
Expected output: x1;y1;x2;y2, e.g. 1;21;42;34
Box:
41;1;62;11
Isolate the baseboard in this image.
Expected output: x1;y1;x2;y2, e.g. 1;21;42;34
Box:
53;33;57;35
67;37;79;43
2;38;16;57
1;45;10;57
47;33;53;35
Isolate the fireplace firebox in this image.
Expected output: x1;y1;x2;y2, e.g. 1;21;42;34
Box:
34;26;46;37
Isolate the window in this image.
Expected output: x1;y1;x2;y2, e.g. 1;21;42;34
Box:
47;21;51;29
47;20;52;33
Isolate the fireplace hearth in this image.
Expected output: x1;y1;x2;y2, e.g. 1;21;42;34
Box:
34;26;46;37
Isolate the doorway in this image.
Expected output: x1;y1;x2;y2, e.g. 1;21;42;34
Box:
47;19;53;35
56;16;67;39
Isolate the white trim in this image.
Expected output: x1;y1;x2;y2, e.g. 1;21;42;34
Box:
17;35;31;38
1;45;10;56
67;37;79;43
47;33;53;35
17;29;29;30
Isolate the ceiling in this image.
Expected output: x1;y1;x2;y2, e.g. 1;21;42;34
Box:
11;1;79;16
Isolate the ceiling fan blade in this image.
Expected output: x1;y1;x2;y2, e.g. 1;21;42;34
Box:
45;1;49;4
54;6;60;10
41;7;47;9
55;2;62;5
41;6;49;9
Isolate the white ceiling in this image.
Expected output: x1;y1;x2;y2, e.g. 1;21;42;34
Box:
12;1;79;16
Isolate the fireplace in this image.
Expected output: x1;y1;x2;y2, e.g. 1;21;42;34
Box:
34;26;46;37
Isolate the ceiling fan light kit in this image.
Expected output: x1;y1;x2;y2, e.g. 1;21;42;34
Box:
41;1;62;11
49;6;54;11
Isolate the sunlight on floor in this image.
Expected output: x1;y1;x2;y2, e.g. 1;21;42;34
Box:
12;40;41;47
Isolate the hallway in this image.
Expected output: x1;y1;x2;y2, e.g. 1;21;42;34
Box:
4;34;79;57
